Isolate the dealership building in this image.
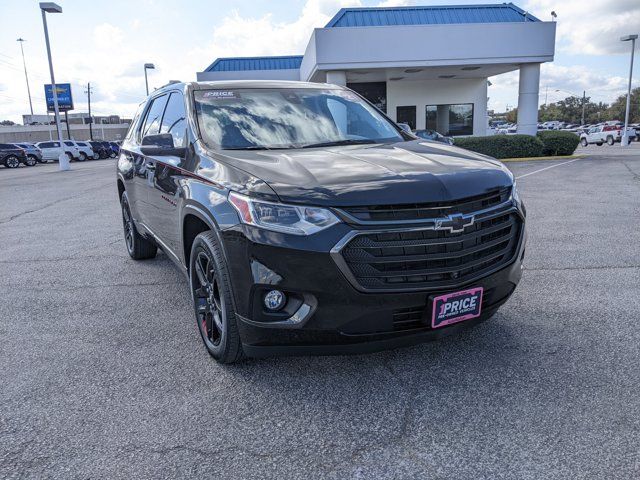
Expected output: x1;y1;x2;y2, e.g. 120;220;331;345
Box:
197;3;556;137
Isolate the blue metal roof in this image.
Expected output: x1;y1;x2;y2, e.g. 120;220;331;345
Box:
205;55;303;73
325;3;539;28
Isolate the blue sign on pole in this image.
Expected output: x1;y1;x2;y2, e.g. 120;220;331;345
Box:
44;83;74;112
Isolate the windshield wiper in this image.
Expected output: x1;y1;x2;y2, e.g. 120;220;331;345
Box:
223;145;272;150
301;139;377;149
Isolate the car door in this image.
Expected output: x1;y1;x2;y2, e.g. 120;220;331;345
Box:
129;93;169;233
145;91;188;253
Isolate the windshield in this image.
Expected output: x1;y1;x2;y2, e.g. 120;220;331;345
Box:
194;88;404;150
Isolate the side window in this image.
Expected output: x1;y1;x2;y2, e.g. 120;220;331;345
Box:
77;142;86;147
139;94;168;140
64;141;74;146
159;92;187;147
53;142;60;147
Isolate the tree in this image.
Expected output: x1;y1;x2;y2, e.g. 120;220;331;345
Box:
0;120;16;126
603;87;640;123
538;95;609;124
505;108;518;123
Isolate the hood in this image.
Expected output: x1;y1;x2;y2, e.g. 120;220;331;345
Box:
211;140;514;207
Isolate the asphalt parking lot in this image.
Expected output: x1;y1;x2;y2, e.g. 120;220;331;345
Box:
1;148;640;479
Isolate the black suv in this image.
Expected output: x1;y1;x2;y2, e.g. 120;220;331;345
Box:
0;143;28;168
117;81;526;363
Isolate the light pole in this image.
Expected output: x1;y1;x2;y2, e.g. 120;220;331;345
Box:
16;38;34;116
555;88;586;125
39;2;68;171
620;34;637;147
144;63;155;96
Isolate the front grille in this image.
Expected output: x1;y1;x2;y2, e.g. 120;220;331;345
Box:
342;188;510;223
339;210;521;291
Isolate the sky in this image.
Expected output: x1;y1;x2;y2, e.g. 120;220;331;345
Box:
0;0;638;123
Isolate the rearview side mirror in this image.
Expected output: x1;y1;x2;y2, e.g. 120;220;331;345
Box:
140;133;186;157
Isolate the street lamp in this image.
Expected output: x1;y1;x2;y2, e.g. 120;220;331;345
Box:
16;38;34;116
555;88;587;126
620;34;638;147
144;63;155;96
39;2;69;171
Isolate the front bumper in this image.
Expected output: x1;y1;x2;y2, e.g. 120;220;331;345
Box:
221;217;526;358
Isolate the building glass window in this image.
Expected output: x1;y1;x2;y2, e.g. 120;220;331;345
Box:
396;106;416;130
426;103;474;136
347;82;387;113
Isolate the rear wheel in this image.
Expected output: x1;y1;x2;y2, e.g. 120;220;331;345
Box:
120;192;157;260
596;142;603;146
190;231;244;364
24;155;38;167
109;151;117;158
580;138;588;147
78;152;88;162
606;136;614;146
4;155;20;168
66;152;74;162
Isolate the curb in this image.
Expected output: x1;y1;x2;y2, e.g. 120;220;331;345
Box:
501;154;586;163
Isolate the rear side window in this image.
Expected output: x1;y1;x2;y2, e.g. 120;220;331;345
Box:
64;141;74;146
40;142;53;148
76;142;86;146
139;94;168;140
160;92;187;147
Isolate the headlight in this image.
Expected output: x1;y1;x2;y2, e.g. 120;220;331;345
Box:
229;192;340;235
511;180;525;214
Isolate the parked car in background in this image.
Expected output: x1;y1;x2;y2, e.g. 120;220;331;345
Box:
35;141;66;162
413;129;454;145
101;141;116;158
0;143;28;168
580;125;636;146
13;143;43;165
88;141;109;159
68;141;96;161
108;141;120;156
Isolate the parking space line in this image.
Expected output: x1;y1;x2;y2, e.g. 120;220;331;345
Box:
515;158;583;179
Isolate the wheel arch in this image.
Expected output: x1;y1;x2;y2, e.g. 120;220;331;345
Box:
181;204;221;273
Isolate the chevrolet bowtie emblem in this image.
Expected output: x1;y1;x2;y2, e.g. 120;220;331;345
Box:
434;213;475;233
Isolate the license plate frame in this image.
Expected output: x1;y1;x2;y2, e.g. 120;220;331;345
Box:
431;287;483;329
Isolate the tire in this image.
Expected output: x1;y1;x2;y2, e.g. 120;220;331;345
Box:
4;155;20;168
190;231;244;364
606;136;614;146
24;155;38;167
120;192;157;260
78;152;88;162
596;142;603;146
580;138;588;147
66;152;74;162
93;153;100;160
109;151;117;158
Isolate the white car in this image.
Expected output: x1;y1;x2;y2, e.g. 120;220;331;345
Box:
67;141;97;161
34;141;69;162
580;125;637;146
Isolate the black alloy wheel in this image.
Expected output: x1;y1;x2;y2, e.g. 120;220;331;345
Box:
120;192;157;260
193;249;225;349
190;231;244;363
4;155;20;168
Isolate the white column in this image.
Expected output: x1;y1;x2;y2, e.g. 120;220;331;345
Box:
326;71;347;86
516;63;541;136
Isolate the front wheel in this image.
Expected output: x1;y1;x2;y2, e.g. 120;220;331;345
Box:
190;231;244;364
4;155;20;168
109;151;117;158
120;192;157;260
606;136;614;146
24;155;38;167
580;138;588;147
66;152;74;162
78;152;88;162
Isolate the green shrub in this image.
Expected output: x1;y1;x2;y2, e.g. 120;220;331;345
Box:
536;130;580;156
453;134;544;159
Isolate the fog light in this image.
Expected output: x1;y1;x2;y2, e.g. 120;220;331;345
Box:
264;290;286;311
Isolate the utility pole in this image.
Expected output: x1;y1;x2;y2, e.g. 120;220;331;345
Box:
581;90;586;126
85;82;93;140
620;34;637;147
16;38;34;116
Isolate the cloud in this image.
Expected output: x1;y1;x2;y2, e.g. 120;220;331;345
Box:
93;23;124;48
524;0;640;55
